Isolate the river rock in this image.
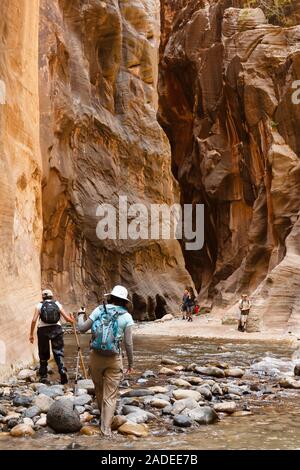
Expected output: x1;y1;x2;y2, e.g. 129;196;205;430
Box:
47;399;82;433
3;412;21;422
35;414;47;427
7;418;20;429
13;395;33;407
137;378;148;384
121;397;141;406
161;358;179;366
0;405;7;416
37;385;65;398
80;412;94;422
122;389;155;398
173;415;192;428
148;386;169;394
77;379;95;395
169;378;191;388
10;424;35;437
279;377;300;389
183;406;219;424
74;394;92;406
112;415;127;430
17;369;36;381
196;386;212;401
118;422;149;437
222;385;243;396
154;393;171;401
75;406;85;414
122;405;142;415
232;411;253;417
125;410;149;424
162;404;173;415
159;367;177;376
149;398;170;409
22;417;34;427
185;363;197;371
173;389;201;401
80;425;101;436
209;361;228;369
174;366;184;372
34;394;54;413
294;364;300;376
25;406;41;419
185;376;203;385
211;384;223;395
224;368;244;378
156;314;173;322
141;370;156;379
213;402;237;414
75;388;88;397
195;366;225;378
172;397;200;415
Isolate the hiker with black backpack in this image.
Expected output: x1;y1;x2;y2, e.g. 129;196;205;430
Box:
29;289;74;384
77;285;134;438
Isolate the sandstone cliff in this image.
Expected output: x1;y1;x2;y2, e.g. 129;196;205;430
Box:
159;1;300;330
0;1;42;377
39;0;192;320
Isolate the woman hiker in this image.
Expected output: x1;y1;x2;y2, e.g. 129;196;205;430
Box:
186;286;196;322
29;289;75;384
77;285;134;437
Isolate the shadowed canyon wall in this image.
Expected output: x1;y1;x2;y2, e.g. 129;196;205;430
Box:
0;0;42;377
39;0;192;320
159;0;300;330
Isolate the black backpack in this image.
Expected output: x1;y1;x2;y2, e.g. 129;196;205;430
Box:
40;301;61;324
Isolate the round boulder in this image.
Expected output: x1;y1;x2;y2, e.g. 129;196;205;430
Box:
47;399;82;433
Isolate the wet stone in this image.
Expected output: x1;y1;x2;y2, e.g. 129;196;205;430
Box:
25;406;41;419
173;415;192;428
141;370;157;379
13;395;34;407
122;389;155;398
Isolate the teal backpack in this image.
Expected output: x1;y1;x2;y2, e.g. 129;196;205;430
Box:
91;303;127;354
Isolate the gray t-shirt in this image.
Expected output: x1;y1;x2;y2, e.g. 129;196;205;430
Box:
37;300;62;328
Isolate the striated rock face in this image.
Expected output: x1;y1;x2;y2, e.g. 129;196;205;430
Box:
159;1;300;330
0;1;42;377
39;0;192;319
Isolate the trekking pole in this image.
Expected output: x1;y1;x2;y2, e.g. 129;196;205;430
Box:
72;321;88;379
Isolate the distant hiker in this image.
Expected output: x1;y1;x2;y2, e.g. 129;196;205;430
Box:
181;287;189;320
238;294;251;332
78;285;134;437
29;289;74;384
186;286;196;322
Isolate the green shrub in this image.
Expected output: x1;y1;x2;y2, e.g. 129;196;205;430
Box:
245;0;293;25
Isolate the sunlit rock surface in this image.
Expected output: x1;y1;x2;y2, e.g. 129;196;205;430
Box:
159;1;300;330
39;0;192;319
0;0;42;376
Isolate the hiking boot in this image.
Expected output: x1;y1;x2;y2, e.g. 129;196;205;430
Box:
59;368;68;385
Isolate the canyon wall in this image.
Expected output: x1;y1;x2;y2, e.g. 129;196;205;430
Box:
159;0;300;330
0;1;42;377
39;0;192;319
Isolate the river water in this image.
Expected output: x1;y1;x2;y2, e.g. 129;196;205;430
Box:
1;334;300;450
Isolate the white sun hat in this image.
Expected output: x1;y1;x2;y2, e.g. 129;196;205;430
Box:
104;285;130;302
42;289;53;298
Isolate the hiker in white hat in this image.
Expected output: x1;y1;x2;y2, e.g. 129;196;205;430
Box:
78;285;134;437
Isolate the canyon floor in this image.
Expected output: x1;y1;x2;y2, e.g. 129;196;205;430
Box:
134;314;300;347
